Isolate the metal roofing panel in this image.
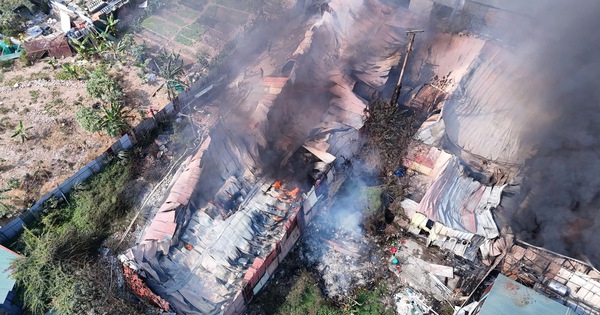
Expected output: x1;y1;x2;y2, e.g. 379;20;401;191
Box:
479;274;575;315
0;245;20;303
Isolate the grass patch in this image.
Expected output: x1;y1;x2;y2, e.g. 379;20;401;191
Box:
178;23;205;41
251;259;393;315
28;72;51;81
214;0;251;11
179;0;208;11
164;13;188;27
10;158;148;315
226;9;250;26
205;4;218;16
254;268;342;315
197;11;218;28
175;34;193;46
5;75;25;86
142;16;180;38
173;5;202;20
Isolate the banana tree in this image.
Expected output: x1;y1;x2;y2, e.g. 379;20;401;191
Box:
11;120;32;143
153;51;188;100
69;36;92;58
99;103;133;137
105;39;127;61
61;63;80;79
98;13;119;37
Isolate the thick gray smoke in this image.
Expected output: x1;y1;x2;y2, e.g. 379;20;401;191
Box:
500;0;600;266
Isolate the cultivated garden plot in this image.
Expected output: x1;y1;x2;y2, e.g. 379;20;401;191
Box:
136;0;251;65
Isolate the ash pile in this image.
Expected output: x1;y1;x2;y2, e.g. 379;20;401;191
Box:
300;163;381;300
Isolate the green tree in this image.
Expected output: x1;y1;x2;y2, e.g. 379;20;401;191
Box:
0;0;34;36
0;0;35;11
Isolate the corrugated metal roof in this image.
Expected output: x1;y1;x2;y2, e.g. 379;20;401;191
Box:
416;156;501;239
0;245;21;303
479;274;575;315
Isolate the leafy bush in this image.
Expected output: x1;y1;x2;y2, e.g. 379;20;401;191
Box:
76;104;131;137
0;188;16;219
6;177;20;189
86;66;123;103
75;107;102;133
0;59;14;69
19;49;30;66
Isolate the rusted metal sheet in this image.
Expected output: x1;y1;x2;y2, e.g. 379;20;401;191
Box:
23;35;72;59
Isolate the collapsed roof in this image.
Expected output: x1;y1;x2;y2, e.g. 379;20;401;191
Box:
121;1;424;313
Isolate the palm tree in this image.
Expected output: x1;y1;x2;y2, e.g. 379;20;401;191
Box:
11;120;32;143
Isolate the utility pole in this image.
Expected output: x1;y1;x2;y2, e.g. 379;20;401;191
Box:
391;30;424;107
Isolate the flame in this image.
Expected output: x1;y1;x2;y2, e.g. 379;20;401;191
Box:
286;187;300;200
272;180;301;203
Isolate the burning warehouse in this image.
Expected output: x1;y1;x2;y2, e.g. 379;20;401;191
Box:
119;0;423;313
120;143;335;314
119;0;600;313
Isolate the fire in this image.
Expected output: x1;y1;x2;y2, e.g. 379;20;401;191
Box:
272;180;301;202
286;187;300;200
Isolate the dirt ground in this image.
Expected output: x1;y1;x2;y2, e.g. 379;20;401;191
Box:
0;57;169;221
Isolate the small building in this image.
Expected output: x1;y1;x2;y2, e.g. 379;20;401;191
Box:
471;274;575;315
23;35;72;59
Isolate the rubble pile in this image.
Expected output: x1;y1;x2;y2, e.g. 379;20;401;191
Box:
302;225;376;299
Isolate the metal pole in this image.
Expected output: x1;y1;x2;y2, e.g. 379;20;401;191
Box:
391;30;424;106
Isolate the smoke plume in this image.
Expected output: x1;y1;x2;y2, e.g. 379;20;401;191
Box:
496;0;600;266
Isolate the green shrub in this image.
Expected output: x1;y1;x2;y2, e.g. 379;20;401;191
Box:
75;107;102;133
12;160;138;314
19;49;30;66
0;59;14;69
86;66;123;103
6;177;20;189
